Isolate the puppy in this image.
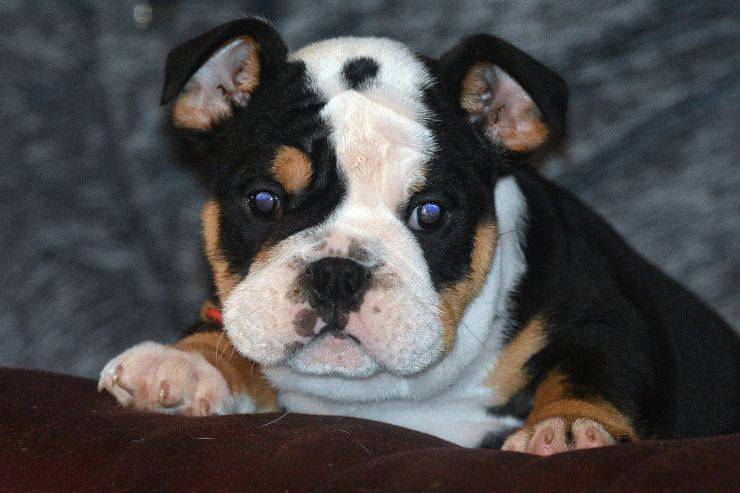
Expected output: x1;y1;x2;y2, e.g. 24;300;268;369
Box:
98;18;739;454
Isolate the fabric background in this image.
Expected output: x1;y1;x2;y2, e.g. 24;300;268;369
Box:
1;0;738;377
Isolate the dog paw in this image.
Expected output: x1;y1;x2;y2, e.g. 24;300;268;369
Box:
98;341;247;416
501;417;617;455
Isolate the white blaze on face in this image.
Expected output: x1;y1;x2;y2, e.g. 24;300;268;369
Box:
224;37;445;377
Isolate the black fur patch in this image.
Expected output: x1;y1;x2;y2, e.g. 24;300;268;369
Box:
342;57;379;90
209;60;345;278
506;166;740;439
488;392;532;421
403;58;503;291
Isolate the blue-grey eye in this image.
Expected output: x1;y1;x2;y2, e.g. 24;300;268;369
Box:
248;190;280;217
408;202;444;230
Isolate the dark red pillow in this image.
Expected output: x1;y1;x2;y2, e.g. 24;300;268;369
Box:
1;368;737;491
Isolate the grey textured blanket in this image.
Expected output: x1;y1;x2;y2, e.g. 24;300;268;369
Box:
1;0;737;377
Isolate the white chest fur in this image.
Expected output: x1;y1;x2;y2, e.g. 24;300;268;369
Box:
263;176;529;447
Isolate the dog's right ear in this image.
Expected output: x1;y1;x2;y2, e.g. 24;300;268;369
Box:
439;35;567;154
161;18;287;131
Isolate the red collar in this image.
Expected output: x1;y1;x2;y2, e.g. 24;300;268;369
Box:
203;306;224;327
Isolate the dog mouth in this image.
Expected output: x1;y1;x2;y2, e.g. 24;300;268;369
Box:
316;309;363;342
293;303;365;342
320;326;362;345
286;315;364;358
284;328;380;378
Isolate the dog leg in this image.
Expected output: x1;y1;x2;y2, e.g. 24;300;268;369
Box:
98;332;278;415
501;372;636;455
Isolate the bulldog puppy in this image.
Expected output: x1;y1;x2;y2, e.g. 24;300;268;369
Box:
99;18;739;454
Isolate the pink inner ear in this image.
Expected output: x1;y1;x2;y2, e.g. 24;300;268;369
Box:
462;64;548;152
172;37;259;130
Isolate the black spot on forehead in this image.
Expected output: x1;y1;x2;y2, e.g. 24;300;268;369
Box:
342;57;379;90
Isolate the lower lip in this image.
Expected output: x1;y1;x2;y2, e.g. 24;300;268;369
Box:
294;332;372;371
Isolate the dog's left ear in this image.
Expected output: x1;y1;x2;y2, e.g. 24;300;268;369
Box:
160;18;288;131
439;34;568;153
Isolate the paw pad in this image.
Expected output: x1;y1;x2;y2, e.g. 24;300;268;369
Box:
502;416;616;455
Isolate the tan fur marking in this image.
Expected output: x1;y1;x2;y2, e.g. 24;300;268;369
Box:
172;36;260;130
234;36;261;92
530;370;569;409
172;88;226;131
271;146;313;193
202;200;241;303
460;63;491;115
525;371;637;441
460;63;549;152
485;317;547;405
174;331;278;412
438;222;496;352
497;110;549;152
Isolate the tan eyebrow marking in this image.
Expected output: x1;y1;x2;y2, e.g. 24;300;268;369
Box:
271;145;313;193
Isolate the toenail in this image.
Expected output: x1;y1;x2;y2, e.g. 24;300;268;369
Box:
544;427;554;444
198;398;210;416
159;382;169;402
112;365;122;384
586;427;597;441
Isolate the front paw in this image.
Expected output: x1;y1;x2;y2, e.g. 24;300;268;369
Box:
98;341;248;416
501;417;619;455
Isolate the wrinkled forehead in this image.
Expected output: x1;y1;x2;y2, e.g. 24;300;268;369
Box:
290;37;436;210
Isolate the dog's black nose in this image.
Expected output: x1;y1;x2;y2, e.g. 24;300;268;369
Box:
304;257;370;316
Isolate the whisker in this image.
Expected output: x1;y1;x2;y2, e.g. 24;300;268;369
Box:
260;412;289;427
226;345;238;368
215;330;225;365
497;225;528;238
460;320;484;345
217;333;231;367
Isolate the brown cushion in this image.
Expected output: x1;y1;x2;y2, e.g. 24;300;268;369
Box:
1;368;737;491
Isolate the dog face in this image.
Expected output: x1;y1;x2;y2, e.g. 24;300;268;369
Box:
162;19;567;378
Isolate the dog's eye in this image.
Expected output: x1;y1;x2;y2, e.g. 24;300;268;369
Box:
247;190;281;217
408;202;444;230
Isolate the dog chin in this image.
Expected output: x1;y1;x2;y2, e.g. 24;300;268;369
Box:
286;334;381;378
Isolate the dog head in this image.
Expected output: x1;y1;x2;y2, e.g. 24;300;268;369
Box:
161;18;567;378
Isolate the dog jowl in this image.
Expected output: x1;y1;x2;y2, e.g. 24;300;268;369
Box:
99;18;739;452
